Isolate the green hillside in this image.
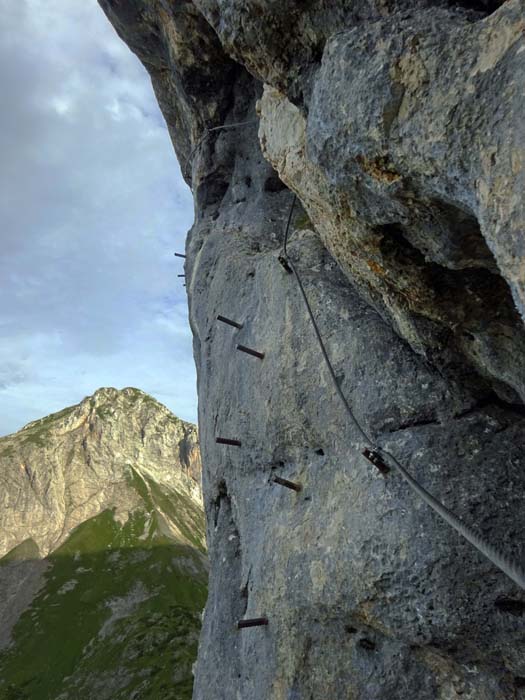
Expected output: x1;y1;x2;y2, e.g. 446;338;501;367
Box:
0;487;207;699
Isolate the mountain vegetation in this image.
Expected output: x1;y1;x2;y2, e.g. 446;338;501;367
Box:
0;388;207;700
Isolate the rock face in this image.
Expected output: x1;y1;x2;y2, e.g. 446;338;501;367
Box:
98;3;525;699
0;387;207;700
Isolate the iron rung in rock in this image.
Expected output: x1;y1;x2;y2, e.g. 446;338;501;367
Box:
216;437;242;447
237;617;268;629
217;315;243;329
272;475;302;492
237;344;265;360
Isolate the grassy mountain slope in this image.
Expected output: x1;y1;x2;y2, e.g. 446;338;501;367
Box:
0;388;207;700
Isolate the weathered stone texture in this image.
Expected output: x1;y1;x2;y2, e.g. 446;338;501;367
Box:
0;387;202;557
99;2;525;698
258;3;525;405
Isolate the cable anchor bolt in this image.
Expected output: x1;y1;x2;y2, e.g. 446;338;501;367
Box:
278;255;293;274
362;449;390;475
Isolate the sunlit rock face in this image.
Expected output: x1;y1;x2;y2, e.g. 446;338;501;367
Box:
0;387;206;700
99;2;525;698
0;386;203;558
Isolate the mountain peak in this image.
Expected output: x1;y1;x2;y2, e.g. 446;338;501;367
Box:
0;389;206;699
16;386;189;438
0;388;202;559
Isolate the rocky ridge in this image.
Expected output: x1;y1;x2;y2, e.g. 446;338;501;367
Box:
98;4;525;699
0;387;206;700
0;386;202;558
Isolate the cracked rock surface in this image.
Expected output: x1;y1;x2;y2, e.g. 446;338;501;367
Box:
99;2;525;698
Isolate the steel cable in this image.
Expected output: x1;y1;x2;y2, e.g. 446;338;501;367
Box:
184;120;258;175
281;193;525;591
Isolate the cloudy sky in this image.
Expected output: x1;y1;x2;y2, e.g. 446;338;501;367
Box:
0;0;196;436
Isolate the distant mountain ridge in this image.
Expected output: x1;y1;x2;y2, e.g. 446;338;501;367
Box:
0;386;203;558
0;387;207;700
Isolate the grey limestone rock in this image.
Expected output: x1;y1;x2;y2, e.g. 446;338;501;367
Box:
98;2;525;698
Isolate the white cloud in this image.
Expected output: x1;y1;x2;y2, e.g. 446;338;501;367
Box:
0;0;197;435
